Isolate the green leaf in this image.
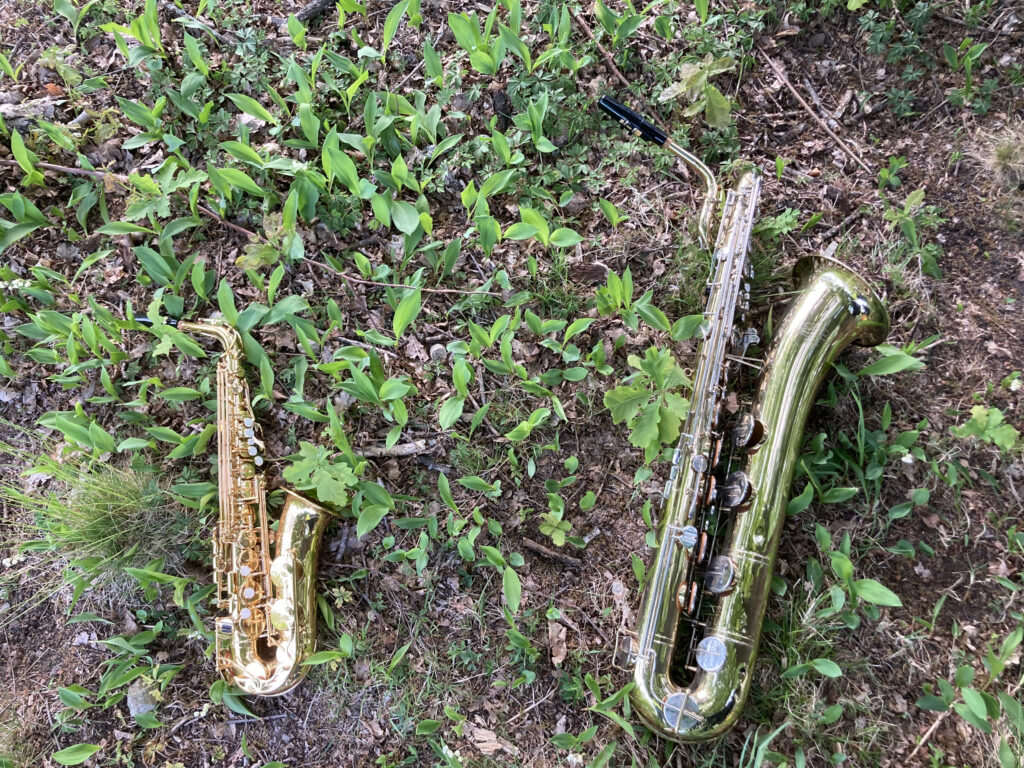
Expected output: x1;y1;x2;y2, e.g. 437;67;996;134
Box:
392;287;421;339
504;222;538;240
999;738;1016;768
961;687;989;721
52;745;102;766
387;640;412;676
810;658;842;678
916;694;949;712
416;719;441;735
58;686;94;711
857;352;925;376
787;484;814;516
96;221;156;235
301;649;352;665
953;700;992;733
225;93;278;125
821;486;859;504
183;33;209;75
604;385;649;425
998;690;1024;731
356;504;388;539
635;301;670;332
550;732;577;749
117;97;159;130
381;0;408;60
853;579;902;607
503;566;522;613
391;200;420;235
438;397;465;430
10;130;38;178
480;545;506;567
671;314;706;341
704;84;732;128
629;403;661;455
209;167;265;198
549;228;582;248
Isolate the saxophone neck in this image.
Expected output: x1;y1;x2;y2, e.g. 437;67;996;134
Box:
177;317;244;355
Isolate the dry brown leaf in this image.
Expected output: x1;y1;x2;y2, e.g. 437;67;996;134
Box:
548;620;568;666
404;336;427;362
467;725;517;756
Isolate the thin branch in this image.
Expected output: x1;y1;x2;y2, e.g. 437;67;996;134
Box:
0;158;261;241
294;0;336;23
1;159;509;294
307;259;503;297
758;49;873;176
571;11;671;134
522;537;583;569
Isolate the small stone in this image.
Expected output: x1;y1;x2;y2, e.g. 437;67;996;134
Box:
127;679;159;717
429;344;447;362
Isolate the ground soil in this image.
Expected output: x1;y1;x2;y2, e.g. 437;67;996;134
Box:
0;1;1022;767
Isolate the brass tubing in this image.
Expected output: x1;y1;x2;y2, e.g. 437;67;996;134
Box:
630;262;888;740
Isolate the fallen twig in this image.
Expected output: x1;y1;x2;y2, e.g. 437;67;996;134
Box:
570;11;671;134
359;439;434;458
523;537;583;569
158;0;232;44
0;158;261;241
295;0;336;23
308;259;503;297
758;49;873;176
820;211;863;241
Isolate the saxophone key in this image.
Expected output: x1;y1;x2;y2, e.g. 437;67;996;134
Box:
719;470;753;509
702;475;717;506
732;413;765;450
695;636;728;672
691;454;709;474
675;581;700;614
674;525;699;550
703;555;736;595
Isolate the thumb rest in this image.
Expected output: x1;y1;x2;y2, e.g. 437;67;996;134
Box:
138;315;332;696
598;97;889;741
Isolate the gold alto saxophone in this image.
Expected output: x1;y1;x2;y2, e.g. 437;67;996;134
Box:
139;315;332;696
598;97;889;741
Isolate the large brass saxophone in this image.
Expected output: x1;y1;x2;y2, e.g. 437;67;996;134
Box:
598;97;889;741
139;316;331;696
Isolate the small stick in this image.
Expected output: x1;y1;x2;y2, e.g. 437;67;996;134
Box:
820;211;863;241
157;0;231;44
758;49;873;176
523;537;583;569
308;259;502;297
906;710;949;762
294;0;335;22
505;685;557;725
571;11;671;134
0;158;261;241
359;440;434;458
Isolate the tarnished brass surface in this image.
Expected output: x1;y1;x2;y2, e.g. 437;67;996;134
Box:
176;319;332;696
628;257;888;740
596;96;889;740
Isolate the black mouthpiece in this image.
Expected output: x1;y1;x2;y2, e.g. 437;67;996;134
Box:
135;315;178;328
597;96;667;146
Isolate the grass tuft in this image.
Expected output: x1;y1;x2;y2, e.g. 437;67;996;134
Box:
980;122;1024;191
0;436;200;580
